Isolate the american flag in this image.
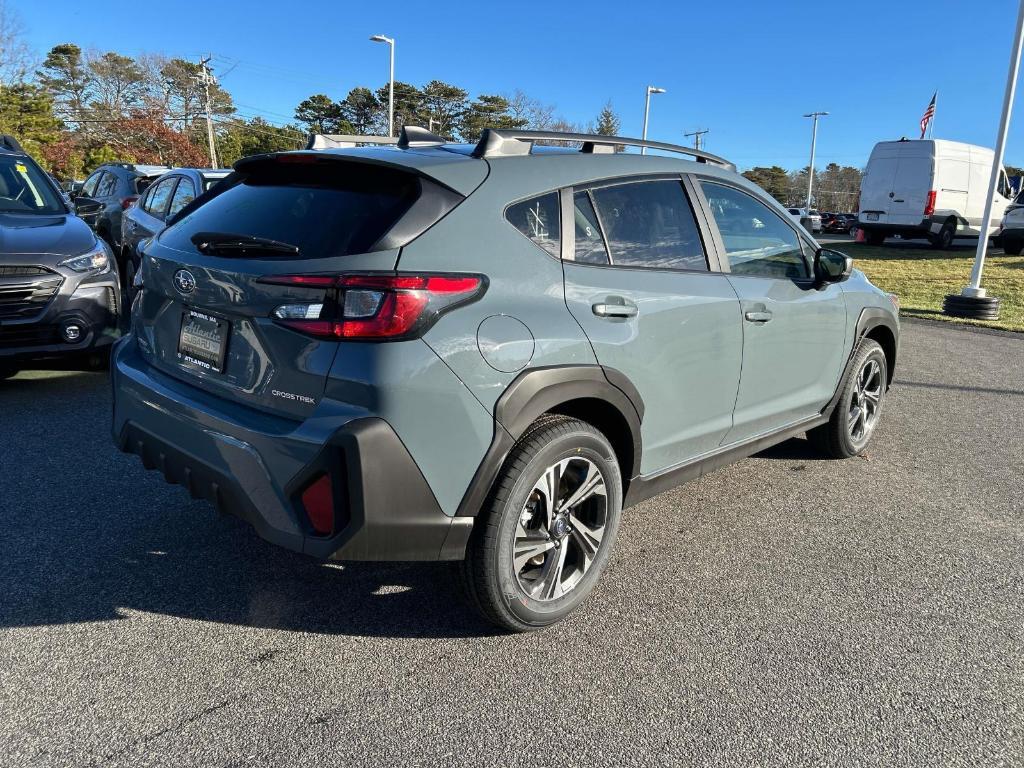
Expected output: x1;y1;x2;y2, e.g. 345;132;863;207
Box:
920;92;936;138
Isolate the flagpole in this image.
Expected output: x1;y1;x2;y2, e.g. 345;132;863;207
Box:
944;0;1024;321
929;91;937;138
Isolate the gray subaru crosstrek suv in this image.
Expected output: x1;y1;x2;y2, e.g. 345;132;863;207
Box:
111;126;899;631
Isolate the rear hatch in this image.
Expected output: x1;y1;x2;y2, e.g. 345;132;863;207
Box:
133;152;467;419
860;144;901;223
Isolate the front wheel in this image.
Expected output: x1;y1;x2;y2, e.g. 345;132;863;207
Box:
460;415;623;632
809;339;888;459
1003;238;1022;256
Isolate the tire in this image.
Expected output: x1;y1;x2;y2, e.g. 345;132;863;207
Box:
809;339;887;459
930;220;956;250
460;415;623;632
1003;238;1022;256
865;230;886;246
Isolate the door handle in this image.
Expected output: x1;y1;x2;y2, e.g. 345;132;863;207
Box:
744;310;773;323
592;302;638;318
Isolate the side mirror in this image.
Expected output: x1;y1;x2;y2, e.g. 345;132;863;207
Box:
814;247;853;285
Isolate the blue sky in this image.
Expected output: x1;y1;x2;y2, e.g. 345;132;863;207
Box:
17;0;1024;169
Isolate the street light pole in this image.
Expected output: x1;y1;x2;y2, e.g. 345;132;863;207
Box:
803;111;828;210
963;0;1024;300
641;85;665;155
370;35;395;137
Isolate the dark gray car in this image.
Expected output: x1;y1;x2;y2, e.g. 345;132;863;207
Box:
0;136;120;376
111;126;899;631
120;168;231;294
73;163;170;258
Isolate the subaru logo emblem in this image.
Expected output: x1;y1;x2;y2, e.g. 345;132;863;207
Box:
173;269;196;295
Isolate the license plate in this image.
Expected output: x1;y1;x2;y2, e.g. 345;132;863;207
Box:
178;309;229;373
866;212;879;221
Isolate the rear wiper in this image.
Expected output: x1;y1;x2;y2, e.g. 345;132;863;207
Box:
191;231;300;256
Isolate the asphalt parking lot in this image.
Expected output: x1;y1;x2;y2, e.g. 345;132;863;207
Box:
1;320;1022;767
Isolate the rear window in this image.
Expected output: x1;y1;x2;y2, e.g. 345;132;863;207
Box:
160;161;420;257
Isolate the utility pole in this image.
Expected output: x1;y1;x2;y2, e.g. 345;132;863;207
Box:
684;129;709;151
803;111;828;209
197;56;218;169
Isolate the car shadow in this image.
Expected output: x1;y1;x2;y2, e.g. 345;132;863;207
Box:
0;372;498;640
752;435;824;461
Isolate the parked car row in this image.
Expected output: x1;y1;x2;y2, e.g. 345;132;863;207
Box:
0;145;230;377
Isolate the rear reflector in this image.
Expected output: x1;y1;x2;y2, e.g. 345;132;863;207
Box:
263;272;485;341
301;473;334;535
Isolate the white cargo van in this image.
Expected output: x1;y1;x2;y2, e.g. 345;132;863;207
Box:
858;139;1013;248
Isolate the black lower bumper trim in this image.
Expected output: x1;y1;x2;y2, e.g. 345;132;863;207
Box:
117;416;471;562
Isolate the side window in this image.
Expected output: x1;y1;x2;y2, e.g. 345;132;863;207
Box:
505;193;560;257
167;178;197;219
96;172;119;198
143;178;176;219
700;182;809;279
571;191;610;265
81;172;103;197
589;180;708;271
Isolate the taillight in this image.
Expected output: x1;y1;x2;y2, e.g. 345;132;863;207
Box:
924;190;937;217
120;195;139;210
262;273;486;341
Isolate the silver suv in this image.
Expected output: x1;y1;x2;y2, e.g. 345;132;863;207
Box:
111;127;899;631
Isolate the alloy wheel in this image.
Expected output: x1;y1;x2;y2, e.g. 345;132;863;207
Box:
513;457;608;602
848;358;882;443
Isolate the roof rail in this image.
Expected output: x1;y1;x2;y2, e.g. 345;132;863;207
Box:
472;129;735;171
306;125;447;151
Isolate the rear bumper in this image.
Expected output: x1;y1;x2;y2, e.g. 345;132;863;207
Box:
111;338;473;561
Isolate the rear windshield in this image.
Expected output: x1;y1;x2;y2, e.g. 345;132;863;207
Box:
160;160;421;257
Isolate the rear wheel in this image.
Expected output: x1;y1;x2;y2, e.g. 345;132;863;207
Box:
865;230;886;246
930;219;956;249
1003;237;1022;256
460;415;623;632
809;339;887;459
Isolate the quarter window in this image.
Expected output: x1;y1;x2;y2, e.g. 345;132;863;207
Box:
505;193;560;257
589;180;708;271
571;191;610;265
701;182;809;279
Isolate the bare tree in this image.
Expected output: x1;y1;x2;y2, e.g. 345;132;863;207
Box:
507;89;556;130
0;1;35;86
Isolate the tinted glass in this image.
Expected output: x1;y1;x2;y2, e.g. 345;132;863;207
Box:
96;172;119;198
167;178;197;218
571;191;610;265
144;178;176;217
505;193;559;257
135;176;157;194
701;182;809;279
161;161;420;258
590;180;707;271
0;155;66;214
82;172;102;197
